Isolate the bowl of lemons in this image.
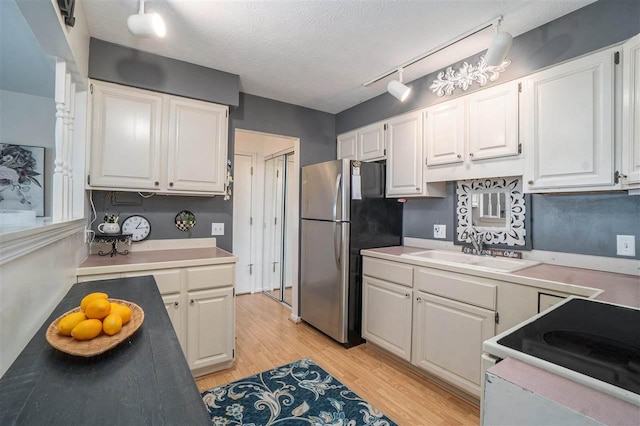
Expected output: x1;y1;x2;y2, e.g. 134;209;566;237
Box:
46;292;144;357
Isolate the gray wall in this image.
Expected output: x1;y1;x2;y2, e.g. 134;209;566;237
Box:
89;38;240;107
340;0;640;260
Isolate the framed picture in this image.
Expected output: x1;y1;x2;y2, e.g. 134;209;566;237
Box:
0;143;45;216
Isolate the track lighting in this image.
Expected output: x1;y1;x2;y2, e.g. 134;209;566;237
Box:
485;20;512;67
387;68;411;102
127;0;166;38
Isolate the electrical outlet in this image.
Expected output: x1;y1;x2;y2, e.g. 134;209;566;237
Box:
211;223;225;236
616;235;635;256
434;224;446;239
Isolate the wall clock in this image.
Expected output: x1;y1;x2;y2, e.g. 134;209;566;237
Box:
121;215;151;242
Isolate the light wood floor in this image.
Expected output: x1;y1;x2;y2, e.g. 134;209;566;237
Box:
196;293;480;425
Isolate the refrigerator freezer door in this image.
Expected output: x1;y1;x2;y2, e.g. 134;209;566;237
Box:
300;219;350;343
301;160;351;221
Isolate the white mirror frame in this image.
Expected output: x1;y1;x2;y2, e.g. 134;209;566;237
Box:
456;177;526;246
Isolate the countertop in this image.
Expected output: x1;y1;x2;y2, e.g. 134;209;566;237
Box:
361;246;640;308
78;247;237;276
0;276;211;426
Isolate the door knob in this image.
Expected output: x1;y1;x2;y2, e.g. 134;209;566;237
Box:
190;299;194;305
457;154;462;159
174;301;179;307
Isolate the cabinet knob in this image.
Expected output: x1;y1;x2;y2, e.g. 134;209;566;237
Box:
174;301;179;307
416;187;420;191
405;293;410;298
469;153;474;158
154;181;159;186
169;182;174;187
190;299;194;305
457;154;462;159
416;297;422;303
527;180;534;185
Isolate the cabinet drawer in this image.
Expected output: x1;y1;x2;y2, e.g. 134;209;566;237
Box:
122;269;181;294
187;264;235;291
77;273;121;283
363;257;413;287
415;268;496;310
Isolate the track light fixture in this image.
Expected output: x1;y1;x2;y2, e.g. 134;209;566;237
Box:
127;0;166;38
387;68;411;102
485;19;512;67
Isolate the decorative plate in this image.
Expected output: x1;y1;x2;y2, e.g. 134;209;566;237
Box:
45;299;144;357
175;210;196;232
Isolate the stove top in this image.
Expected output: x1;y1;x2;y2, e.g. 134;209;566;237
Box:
497;298;640;396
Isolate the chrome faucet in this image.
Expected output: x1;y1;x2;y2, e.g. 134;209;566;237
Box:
466;228;485;253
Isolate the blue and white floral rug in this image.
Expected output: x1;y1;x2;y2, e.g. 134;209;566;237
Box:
201;358;398;426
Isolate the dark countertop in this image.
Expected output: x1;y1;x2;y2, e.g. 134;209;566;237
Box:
0;276;210;426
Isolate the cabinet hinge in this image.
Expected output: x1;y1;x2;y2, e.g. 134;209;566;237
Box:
383;149;386;156
276;170;279;178
614;170;627;184
274;217;277;226
233;288;236;297
250;166;253;176
226;110;228;118
384;124;387;131
90;84;93;94
518;143;522;154
87;175;91;185
517;82;522;93
495;312;500;324
250;217;253;225
232;349;235;358
614;51;620;65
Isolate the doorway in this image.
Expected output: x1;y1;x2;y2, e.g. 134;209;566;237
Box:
232;130;300;314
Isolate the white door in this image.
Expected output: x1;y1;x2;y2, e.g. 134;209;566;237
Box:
167;97;228;193
468;81;519;161
523;48;615;190
412;291;495;397
425;98;466;166
622;34;640;186
358;122;386;161
187;287;234;370
362;276;412;361
89;81;162;190
337;131;357;160
233;154;254;294
386;110;424;196
162;293;185;353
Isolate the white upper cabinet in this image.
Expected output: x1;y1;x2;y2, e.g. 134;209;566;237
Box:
337;131;357;160
88;80;229;195
522;47;616;192
167;97;228;193
89;81;163;190
468;81;519;161
425;98;466;166
358;122;386;161
622;34;640;188
386;110;424;196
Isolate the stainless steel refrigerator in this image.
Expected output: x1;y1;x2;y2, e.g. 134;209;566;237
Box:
300;159;403;347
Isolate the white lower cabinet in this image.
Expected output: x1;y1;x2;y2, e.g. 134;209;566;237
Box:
162;292;185;351
412;291;495;397
362;276;413;361
187;287;234;372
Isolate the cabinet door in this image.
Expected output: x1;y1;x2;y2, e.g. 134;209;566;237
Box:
162;293;186;353
187;287;234;370
425;98;465;166
89;81;162;190
468;81;519;161
622;34;640;186
523;48;615;190
386;110;424;196
358;122;386;161
337;131;357;160
362;276;412;361
412;291;495;397
167;97;228;193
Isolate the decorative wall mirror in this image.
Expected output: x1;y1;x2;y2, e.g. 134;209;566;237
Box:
455;176;531;248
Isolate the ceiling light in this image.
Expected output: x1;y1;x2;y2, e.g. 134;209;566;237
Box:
387;68;411;102
127;0;166;38
485;20;513;67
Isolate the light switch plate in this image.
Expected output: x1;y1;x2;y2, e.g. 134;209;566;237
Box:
211;223;225;236
616;235;635;256
434;224;446;239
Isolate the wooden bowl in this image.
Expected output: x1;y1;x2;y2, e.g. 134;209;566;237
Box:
46;299;144;357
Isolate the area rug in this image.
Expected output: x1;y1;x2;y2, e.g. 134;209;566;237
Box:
202;358;398;425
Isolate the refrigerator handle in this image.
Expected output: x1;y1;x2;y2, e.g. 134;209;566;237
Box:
333;224;341;270
333;174;342;221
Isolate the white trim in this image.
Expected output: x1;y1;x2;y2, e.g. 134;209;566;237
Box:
402;237;640;276
288;314;302;323
0;219;85;266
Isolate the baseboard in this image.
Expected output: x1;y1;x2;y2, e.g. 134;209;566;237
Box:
289;314;302;324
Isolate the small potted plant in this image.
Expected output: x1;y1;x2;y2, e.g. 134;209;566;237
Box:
175;211;196;232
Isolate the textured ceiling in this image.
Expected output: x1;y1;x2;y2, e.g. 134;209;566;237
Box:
82;0;596;113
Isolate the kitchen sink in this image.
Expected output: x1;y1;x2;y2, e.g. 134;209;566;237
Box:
400;250;539;273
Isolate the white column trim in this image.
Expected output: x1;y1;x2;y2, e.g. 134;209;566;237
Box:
53;60;67;221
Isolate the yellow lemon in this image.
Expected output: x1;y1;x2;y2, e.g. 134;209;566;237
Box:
110;303;132;325
85;298;111;320
57;312;87;336
102;313;123;336
70;319;103;340
80;292;108;311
